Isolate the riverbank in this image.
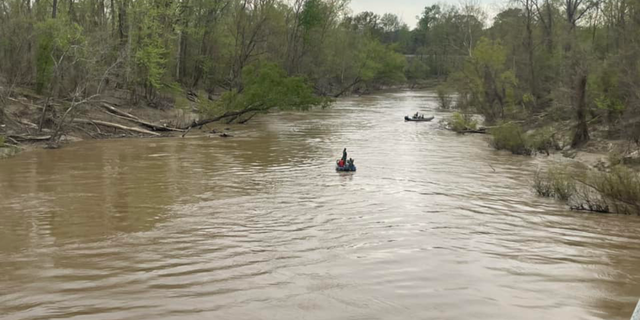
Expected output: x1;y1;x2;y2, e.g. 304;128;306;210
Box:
0;87;207;158
441;110;640;215
1;81;446;159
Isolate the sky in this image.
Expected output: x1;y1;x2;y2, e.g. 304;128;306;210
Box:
348;0;502;29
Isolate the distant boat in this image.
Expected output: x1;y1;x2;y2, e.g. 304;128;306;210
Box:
404;115;434;122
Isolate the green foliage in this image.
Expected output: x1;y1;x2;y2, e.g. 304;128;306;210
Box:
0;135;5;147
449;112;477;132
532;166;576;200
490;122;531;155
436;85;453;110
131;0;172;99
528;126;559;155
533;165;640;215
34;19;84;93
589;64;625;122
405;58;429;84
449;38;517;123
216;63;329;114
589;166;640;215
300;0;325;32
359;39;407;85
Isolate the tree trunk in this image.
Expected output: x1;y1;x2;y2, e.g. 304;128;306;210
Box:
525;0;537;101
572;75;589;147
111;0;116;35
545;0;553;53
118;0;128;44
52;0;58;18
69;0;76;22
74;119;162;136
176;31;182;80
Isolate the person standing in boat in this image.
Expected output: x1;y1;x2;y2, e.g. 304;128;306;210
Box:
341;148;348;164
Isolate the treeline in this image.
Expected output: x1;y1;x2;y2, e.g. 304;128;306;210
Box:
413;1;640;148
0;0;423;110
3;0;640;138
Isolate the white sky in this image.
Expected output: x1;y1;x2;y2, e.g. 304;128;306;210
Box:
348;0;504;29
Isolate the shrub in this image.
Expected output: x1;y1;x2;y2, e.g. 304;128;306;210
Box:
0;135;4;147
588;166;640;215
490;122;532;155
449;112;477;132
549;167;577;201
532;166;576;200
533;169;554;197
528;127;559;155
436;85;453;110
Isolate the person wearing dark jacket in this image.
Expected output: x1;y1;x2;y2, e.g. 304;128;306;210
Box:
341;148;347;163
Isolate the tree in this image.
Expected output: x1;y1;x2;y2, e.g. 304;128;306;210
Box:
187;63;328;127
450;37;517;123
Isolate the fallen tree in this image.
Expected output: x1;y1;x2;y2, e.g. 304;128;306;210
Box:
182;63;328;130
73;119;161;136
181;105;260;130
8;134;52;141
101;103;185;132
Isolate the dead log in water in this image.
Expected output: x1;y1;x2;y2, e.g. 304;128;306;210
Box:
73;119;162;136
8;134;52;141
101;104;185;132
459;128;489;134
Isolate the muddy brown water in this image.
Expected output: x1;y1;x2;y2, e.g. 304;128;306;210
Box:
1;91;640;320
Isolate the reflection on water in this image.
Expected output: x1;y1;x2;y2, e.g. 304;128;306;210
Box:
1;91;639;320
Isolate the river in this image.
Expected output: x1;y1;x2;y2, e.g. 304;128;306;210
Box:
1;90;640;320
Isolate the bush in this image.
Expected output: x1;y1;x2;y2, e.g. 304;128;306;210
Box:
589;166;640;215
534;165;640;215
449;112;477;132
0;135;4;147
490;122;532;155
532;166;576;200
533;169;554;197
528;127;559;155
436;86;453;110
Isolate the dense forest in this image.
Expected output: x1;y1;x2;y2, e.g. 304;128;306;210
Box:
1;0;640;144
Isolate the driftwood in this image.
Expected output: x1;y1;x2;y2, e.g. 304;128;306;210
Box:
181;105;261;130
181;126;192;138
101;103;185;132
459;128;488;134
9;134;52;141
239;112;258;124
73;119;161;136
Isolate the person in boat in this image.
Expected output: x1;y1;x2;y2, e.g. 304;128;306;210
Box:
414;112;419;118
348;158;354;168
341;148;347;164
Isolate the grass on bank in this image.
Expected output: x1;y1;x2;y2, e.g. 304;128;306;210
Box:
532;165;640;215
532;166;577;201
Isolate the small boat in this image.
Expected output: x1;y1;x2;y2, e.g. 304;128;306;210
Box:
405;115;435;122
336;160;356;172
336;164;356;172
